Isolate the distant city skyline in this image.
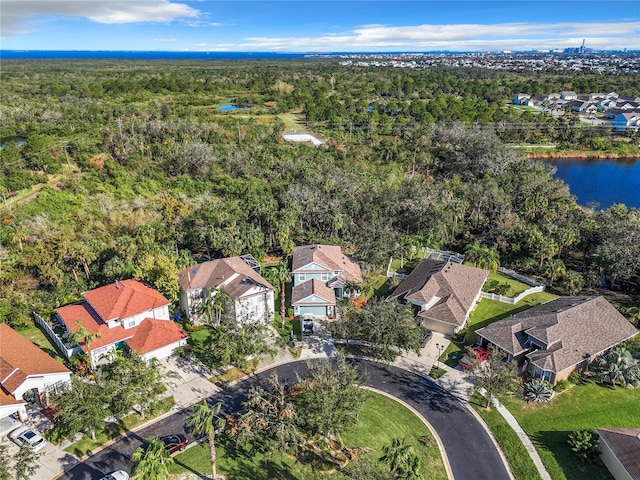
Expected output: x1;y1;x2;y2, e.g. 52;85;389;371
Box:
1;1;639;52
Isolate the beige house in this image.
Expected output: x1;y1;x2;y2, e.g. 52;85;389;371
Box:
476;296;638;385
597;428;640;480
388;259;488;335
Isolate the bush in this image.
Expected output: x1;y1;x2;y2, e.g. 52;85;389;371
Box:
523;378;554;403
567;429;600;464
554;379;571;392
568;371;582;384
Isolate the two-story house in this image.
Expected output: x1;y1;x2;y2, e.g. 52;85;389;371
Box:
291;244;362;319
178;255;275;326
476;296;638;385
51;279;188;366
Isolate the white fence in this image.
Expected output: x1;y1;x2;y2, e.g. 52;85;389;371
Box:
496;267;543;287
33;312;79;360
481;268;545;304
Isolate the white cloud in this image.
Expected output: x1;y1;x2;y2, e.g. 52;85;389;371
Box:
240;21;640;51
1;0;199;37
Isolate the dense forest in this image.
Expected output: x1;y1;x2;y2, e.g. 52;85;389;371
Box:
0;59;639;328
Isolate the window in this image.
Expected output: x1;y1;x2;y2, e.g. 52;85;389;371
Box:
299;273;306;282
321;273;328;281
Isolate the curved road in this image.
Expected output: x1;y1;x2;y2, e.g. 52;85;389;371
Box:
59;359;510;480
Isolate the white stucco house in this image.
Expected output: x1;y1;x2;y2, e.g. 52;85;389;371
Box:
178;255;275;326
1;324;71;422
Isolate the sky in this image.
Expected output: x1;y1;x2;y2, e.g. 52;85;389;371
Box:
1;1;639;52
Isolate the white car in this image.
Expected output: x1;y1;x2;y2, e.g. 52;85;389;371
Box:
100;471;130;480
8;426;47;452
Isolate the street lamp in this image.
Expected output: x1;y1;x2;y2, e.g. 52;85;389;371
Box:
435;343;444;369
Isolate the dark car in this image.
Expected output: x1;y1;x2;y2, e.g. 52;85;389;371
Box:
160;434;188;454
421;329;433;347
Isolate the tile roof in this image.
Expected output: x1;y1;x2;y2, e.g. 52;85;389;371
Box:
177;257;274;300
292;245;362;283
476;296;639;373
82;279;170;322
126;318;188;355
0;324;70;395
597;428;640;480
292;279;336;305
389;259;488;326
57;303;188;356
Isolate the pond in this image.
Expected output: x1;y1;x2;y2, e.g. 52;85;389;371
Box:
546;158;640;209
217;104;250;111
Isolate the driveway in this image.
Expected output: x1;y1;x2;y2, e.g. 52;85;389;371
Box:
58;359;510;480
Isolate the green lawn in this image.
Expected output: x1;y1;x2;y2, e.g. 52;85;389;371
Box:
486;271;532;296
170;393;448;480
501;382;640;480
440;292;558;367
470;393;542;480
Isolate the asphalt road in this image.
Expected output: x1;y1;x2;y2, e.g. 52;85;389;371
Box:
60;359;510;480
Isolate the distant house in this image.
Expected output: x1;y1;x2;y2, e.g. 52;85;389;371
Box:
50;279;188;366
597;428;640;480
0;324;71;422
570;100;597;113
612;112;640;132
513;93;531;105
560;91;578;100
476;296;638;385
388;259;488;335
291;244;362;319
178;255;275;326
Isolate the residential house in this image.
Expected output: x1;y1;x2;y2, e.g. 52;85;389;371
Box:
388;259;488;335
513;93;531;105
51;279;188;366
476;296;638;385
612;112;640;132
0;324;71;422
291;244;362;319
178;255;275;325
597;428;640;480
560;91;578;100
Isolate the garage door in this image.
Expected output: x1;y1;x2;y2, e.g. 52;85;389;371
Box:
300;306;327;318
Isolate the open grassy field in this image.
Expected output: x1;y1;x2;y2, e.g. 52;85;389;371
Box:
169;392;447;479
501;381;639;480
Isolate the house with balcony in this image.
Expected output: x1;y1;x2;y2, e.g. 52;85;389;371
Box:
39;279;188;367
291;244;362;319
388;259;488;335
178;255;275;326
476;296;638;385
0;324;71;422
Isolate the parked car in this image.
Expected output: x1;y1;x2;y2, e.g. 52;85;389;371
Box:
421;329;433;347
458;346;490;369
161;434;188;454
8;426;47;452
301;313;314;335
99;471;129;480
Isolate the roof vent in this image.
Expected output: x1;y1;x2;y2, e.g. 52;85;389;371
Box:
115;279;120;289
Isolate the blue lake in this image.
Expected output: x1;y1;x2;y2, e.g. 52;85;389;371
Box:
547;158;640;209
217;104;250;111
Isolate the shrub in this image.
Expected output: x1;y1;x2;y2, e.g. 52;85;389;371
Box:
567;429;600;463
523;378;554;403
568;371;582;385
554;379;571;392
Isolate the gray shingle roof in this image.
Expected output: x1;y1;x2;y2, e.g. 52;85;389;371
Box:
177;257;274;300
292;245;362;283
291;279;336;305
476;296;639;373
389;259;488;327
597;428;640;480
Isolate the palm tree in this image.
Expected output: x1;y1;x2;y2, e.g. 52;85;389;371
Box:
464;240;483;267
626;306;640;327
187;401;226;480
197;296;216;325
591;348;640;388
131;436;174;480
476;246;500;273
265;259;292;329
68;320;101;349
380;437;423;480
543;259;566;287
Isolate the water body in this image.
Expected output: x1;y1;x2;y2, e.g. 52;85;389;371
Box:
547;158;640;209
0;137;26;149
217;104;250;111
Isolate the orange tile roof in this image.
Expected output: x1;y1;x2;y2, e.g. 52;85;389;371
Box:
0;324;70;395
0;387;25;406
56;303;187;356
126;318;189;355
82;279;170;322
